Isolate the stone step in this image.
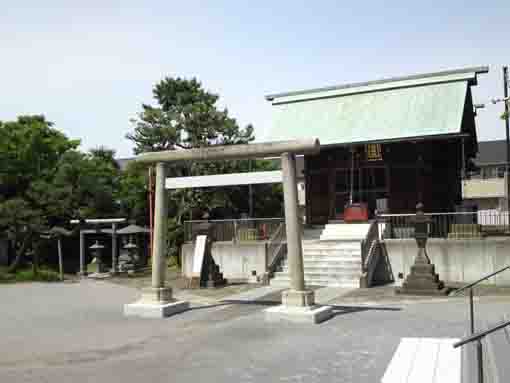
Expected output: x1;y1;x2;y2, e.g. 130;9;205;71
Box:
303;251;361;259
302;253;360;260
302;250;361;257
304;239;361;244
302;229;324;240
302;251;361;258
304;242;361;246
281;265;361;273
304;225;325;230
319;223;371;241
274;271;360;280
319;236;365;241
303;240;361;246
270;233;366;288
302;243;361;251
282;259;361;267
270;276;359;288
282;257;361;265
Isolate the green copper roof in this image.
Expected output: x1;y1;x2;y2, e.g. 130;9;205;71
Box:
265;67;488;145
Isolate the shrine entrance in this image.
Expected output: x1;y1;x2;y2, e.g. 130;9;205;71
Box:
307;144;390;224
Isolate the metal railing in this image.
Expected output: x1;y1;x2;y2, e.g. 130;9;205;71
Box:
267;222;286;272
450;265;510;383
454;319;510;348
378;210;510;239
453;318;510;383
359;220;381;288
183;218;285;243
361;220;379;274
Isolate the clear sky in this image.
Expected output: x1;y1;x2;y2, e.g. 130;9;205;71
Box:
1;1;508;157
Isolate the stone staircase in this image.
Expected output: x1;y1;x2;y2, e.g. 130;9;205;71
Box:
270;240;362;287
270;223;371;288
320;223;371;241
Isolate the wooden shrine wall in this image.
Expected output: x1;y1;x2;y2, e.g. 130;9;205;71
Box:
305;140;464;224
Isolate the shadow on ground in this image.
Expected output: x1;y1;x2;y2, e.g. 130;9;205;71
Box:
213;298;402;322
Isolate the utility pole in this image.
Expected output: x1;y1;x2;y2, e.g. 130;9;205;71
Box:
504;66;509;211
248;159;254;217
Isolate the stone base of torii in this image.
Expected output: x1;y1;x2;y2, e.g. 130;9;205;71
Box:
123;139;333;323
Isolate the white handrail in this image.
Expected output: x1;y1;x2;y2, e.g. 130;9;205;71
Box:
184;217;284;223
378;211;507;217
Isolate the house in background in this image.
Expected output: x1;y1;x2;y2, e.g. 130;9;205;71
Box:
463;139;508;211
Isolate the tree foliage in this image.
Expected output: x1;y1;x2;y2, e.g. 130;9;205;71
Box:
126;77;276;221
0;116;121;272
126;77;283;261
117;161;150;224
127;77;254;153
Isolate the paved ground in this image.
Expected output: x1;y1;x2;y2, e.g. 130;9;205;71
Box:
1;280;509;383
106;267;262;304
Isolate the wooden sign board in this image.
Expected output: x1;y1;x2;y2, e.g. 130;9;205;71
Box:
192;235;207;277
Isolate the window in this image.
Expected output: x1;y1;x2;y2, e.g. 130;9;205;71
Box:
482;166;498;179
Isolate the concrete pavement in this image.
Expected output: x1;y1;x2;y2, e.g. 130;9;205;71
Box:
1;280;509;382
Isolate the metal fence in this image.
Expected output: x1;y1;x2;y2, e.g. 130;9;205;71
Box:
378;210;510;239
183;218;285;242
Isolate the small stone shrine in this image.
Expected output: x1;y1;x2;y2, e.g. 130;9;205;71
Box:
396;203;448;295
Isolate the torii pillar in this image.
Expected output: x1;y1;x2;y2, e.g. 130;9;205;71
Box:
124;139;333;323
124;162;190;318
264;152;333;323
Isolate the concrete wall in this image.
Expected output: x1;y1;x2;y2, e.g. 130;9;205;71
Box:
384;238;510;286
462;177;506;199
182;241;268;281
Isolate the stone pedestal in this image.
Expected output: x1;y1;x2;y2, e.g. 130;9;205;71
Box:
265;304;334;324
203;253;226;288
124;287;189;318
396;262;448;295
265;288;333;324
282;289;315;306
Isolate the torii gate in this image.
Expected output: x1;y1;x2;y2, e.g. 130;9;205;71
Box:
124;139;334;323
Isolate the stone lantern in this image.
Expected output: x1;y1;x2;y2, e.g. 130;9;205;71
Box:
397;203;448;295
116;224;150;271
90;240;106;273
122;238;138;272
413;203;431;264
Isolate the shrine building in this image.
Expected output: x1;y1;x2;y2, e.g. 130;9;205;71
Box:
265;66;489;224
